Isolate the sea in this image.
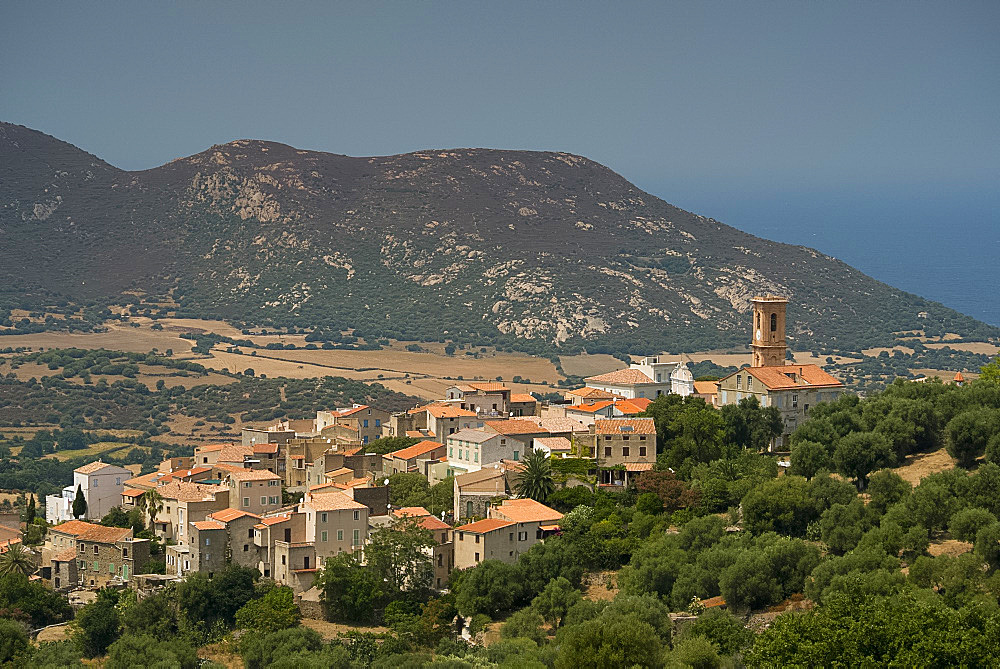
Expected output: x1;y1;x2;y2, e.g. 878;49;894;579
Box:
663;183;1000;328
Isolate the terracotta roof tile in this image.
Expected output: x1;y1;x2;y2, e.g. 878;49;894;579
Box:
567;387;622;399
484;419;546;436
509;393;538;403
456;518;515;533
122;489;145;498
593;418;656;435
192;520;225;531
155;481;229;502
51;519;98;536
195;443;230;453
493;498;563;523
535;437;572;451
394;506;431;518
210;508;261;522
335;405;370;417
218;444;254;463
413;515;450;531
693;381;719;395
466;382;509;392
389;440;444;461
731;365;843;391
77;526;132;544
253;443;279;454
520;417;589;433
306;491;368;512
584;369;654;385
260;514;291;526
567;400;615;414
625;462;654;472
226;469;281;481
74;460;123;475
53;547;76;562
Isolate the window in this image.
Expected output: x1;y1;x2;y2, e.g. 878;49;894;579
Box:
736;376;742;389
747;376;753;390
281;555;286;565
622;446;630;457
639;436;647;441
321;531;328;542
509;532;514;541
109;563;115;574
375;419;381;427
438;554;443;567
261;496;267;505
115;477;121;486
94;545;99;555
205;537;211;545
466;501;473;517
79;544;85;553
123;547;128;558
337;529;344;541
244;482;252;488
321;512;328;523
475;552;480;562
353;529;360;546
248;528;254;538
604;447;612;457
449;447;453;457
270;496;279;505
513;450;519;461
93;561;99;571
639;446;647;457
770;313;777;332
622;435;629;440
363;419;369;428
353;510;360;521
792;394;798;408
474;452;478;463
475;535;480;544
243;497;250;508
244;545;249;552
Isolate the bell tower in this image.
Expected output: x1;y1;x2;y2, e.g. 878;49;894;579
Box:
751;295;788;367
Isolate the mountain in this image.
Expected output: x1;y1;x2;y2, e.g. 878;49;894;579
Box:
1;122;996;356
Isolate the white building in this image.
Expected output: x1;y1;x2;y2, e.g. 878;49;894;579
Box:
583;357;694;399
46;461;132;524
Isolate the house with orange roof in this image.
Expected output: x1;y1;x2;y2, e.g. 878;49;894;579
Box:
588;418;657;487
717;364;844;450
693;380;720;408
299;490;369;561
453;496;563;570
148;481;230;544
224;468;283;516
316;405;390;446
564;386;623;405
193;443;231;467
583;356;694;400
508;393;540;417
68;525;150;589
445;382;512;417
383;440;447;476
45;460;132;524
533;436;573;458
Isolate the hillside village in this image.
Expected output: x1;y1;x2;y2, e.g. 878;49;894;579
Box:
3;294;997;668
13;300;839;596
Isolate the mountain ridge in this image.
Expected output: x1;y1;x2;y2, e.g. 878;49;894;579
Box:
2;121;996;356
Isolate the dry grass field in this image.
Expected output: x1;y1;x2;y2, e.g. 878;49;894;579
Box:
891;447;957;487
559;353;624;377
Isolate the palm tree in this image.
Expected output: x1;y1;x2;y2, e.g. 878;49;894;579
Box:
515;449;555;502
0;542;34;577
137;489;164;531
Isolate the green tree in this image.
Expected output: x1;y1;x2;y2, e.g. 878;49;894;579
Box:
516;449;556;502
789;439;829;480
979;355;1000;384
236;585;300;634
974;522;1000;571
105;634;198;669
679;608;753;656
454;560;526;617
741;476;818;537
866;470;911;515
137;488;164;530
0;618;30;665
73;589;121;658
119;591;177;639
945;409;999;468
240;626;325;669
949;508;998;543
25;494;35;525
501;608;546;644
0;542;34;577
667;636;721;669
315;552;387;623
832;431;892;490
0;573;72;627
72;484;87;519
531;576;582;628
365;515;435;595
556;611;665;669
30;640;84;668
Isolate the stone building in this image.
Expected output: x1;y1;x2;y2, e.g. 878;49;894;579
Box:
587;418;657;487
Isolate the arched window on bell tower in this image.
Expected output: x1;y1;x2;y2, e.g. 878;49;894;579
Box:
770;313;777;332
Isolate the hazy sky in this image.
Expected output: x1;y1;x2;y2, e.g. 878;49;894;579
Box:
3;2;998;323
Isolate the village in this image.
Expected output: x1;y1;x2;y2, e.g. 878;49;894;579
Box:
3;297;848;606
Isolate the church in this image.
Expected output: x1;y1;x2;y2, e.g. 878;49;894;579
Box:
716;296;844;450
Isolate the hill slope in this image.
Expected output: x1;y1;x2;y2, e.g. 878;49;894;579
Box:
1;122;996;356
